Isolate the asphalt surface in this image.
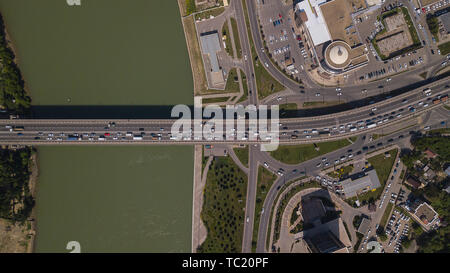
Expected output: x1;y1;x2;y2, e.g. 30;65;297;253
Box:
246;0;449;103
0;80;447;145
254;108;450;252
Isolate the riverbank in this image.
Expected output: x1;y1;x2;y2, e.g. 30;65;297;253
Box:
0;148;37;253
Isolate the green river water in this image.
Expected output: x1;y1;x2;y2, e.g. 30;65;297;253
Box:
0;0;194;252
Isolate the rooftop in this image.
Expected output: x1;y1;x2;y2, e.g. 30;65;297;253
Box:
341;170;381;198
199;31;222;73
414;202;438;226
295;0;332;46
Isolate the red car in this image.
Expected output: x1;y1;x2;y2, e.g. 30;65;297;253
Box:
104;133;110;137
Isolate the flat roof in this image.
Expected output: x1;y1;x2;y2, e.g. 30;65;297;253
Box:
440;12;450;33
296;0;332;46
357;217;371;234
199;31;222;72
341;170;381;198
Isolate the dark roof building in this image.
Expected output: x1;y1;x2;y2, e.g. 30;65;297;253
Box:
405;176;423;189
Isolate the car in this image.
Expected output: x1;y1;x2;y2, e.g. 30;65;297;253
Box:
264;162;269;168
246;217;249;223
316;162;322;168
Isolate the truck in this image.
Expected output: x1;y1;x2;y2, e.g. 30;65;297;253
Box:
67;136;78;141
133;135;143;140
11;126;24;132
423;88;432;96
367;123;377;129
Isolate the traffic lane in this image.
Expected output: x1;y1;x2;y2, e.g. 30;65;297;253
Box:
254;120;443;252
248;0;448;96
242;145;259;252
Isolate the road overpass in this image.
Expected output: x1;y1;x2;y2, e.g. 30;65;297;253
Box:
0;81;447;145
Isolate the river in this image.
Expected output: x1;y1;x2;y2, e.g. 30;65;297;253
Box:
0;0;194;252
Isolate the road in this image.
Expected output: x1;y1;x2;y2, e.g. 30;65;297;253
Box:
0;80;447;145
245;0;449;103
255;107;449;252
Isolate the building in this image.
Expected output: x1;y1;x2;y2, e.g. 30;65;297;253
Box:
199;31;225;87
424;148;437;159
294;0;369;74
341;170;381;198
294;0;332;46
445;166;450;177
301;218;352;253
413;202;439;229
357;217;371;235
405;176;423;189
440;12;450;34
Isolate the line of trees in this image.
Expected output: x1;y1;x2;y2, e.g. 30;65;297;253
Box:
0;13;31;114
0;147;35;222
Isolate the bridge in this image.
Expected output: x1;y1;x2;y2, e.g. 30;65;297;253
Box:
0;79;448;145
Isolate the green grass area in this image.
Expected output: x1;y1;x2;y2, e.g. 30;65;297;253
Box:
233;145;249;168
302;101;342;108
242;0;284;99
349;136;358;142
426;15;439;43
224;68;241;93
380;202;393;229
327;164;354;179
290;202;301;226
353;232;364;252
194;7;225;21
198;156;248;253
280;103;298;112
222;21;233;58
230;17;242;59
290;221;303;234
419;71;428;79
401;7;421;45
185;0;196;15
270;139;352;165
203;97;232;104
343;221;352;241
251;166;277;252
357;149;398;204
429;127;450;134
237;72;249;103
438;41;450;55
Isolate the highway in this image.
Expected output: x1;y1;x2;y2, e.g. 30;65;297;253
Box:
0;80;447;145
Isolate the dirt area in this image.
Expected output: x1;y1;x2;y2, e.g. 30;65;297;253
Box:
0;153;38;253
321;0;363;47
377;31;412;54
375;12;413;56
419;0;441;6
181;14;209;94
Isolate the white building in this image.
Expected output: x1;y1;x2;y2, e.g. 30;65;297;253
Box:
295;0;332;46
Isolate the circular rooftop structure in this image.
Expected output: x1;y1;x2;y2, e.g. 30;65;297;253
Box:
324;41;351;70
